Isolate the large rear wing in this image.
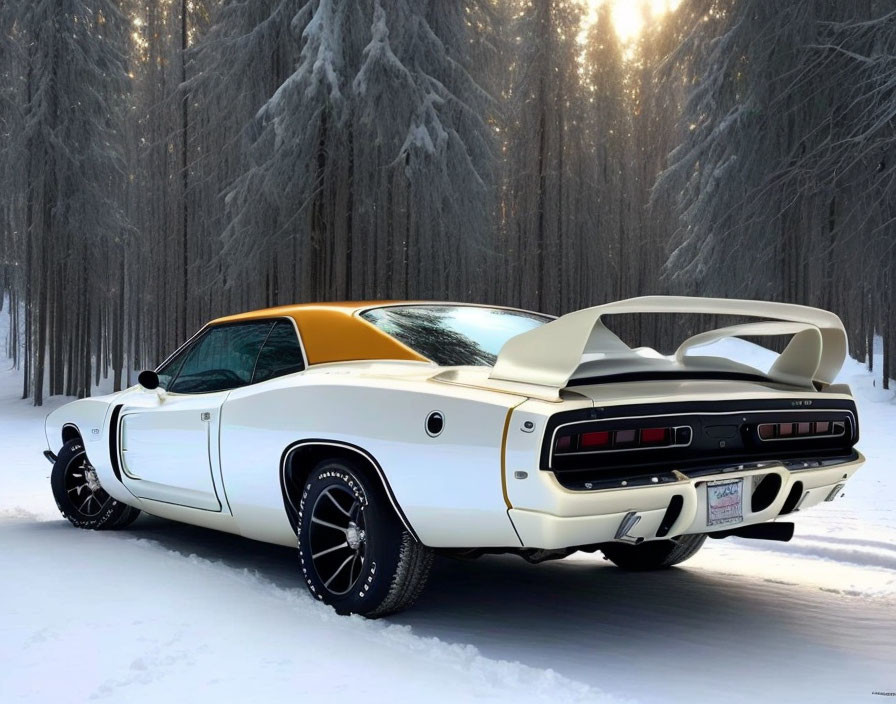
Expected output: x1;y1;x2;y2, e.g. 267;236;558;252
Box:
489;296;848;390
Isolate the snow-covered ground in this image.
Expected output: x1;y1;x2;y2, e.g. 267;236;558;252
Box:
1;338;895;703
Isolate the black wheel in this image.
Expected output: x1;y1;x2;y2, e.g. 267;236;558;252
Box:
297;459;433;617
50;439;141;530
600;534;706;571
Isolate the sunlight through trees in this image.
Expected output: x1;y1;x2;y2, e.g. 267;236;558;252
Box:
1;0;895;402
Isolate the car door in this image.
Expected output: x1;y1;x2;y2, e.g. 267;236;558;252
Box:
118;321;274;511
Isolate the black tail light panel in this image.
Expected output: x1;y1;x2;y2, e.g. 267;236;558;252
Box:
542;398;859;479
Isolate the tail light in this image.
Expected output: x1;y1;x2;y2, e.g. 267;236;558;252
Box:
757;420;845;441
554;425;692;454
641;427;668;444
545;404;858;477
581;431;610;448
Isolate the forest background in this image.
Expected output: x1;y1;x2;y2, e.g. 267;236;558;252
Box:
2;0;894;404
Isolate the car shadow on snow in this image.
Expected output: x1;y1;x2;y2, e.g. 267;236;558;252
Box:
20;514;896;700
108;516;888;674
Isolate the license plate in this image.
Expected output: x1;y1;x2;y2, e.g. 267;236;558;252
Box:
706;478;744;526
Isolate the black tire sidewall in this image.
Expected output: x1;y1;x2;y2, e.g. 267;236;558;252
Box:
50;439;124;529
297;460;403;615
601;534;705;571
602;540;676;570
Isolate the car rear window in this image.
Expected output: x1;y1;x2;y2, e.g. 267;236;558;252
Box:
360;305;550;366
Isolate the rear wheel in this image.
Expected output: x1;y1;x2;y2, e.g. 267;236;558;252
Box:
297;459;433;617
50;439;140;530
600;534;706;571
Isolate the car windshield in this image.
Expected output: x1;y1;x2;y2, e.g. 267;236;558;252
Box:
360;305;551;366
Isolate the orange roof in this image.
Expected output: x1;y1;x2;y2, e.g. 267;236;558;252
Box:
211;301;430;365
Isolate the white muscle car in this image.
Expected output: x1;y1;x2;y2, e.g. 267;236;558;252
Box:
45;297;863;616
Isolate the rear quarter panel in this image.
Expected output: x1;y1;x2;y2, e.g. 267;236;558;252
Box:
220;371;530;548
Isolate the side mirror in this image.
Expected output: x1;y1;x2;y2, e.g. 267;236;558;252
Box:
138;370;160;390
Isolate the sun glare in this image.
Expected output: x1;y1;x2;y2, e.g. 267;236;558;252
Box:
611;2;644;43
584;0;681;45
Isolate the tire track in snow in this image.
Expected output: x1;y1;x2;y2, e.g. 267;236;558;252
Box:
723;534;896;572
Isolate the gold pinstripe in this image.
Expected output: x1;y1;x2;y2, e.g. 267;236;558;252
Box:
500;407;515;509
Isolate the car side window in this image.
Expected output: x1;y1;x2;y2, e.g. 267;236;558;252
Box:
252;320;305;383
168;322;273;394
156;347;191;391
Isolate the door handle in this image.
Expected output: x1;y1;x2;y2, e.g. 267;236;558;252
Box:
200;412;211;422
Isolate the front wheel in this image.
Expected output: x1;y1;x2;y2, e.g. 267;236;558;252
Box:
600;534;706;571
50;439;141;530
297;459;433;617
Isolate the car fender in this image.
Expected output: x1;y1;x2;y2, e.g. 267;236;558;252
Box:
220;373;531;548
45;392;142;507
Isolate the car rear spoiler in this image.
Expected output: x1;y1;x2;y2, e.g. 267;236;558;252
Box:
489;296;848;391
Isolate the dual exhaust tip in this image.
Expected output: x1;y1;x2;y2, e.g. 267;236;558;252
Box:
614;509;795;544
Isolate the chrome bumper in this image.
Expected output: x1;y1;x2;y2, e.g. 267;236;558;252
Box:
507;452;864;549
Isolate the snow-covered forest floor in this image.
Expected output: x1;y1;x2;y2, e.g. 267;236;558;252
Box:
2;346;895;703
